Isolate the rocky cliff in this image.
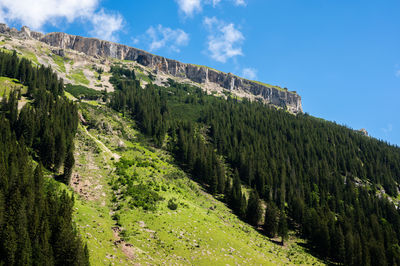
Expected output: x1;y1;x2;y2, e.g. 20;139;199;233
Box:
0;24;302;113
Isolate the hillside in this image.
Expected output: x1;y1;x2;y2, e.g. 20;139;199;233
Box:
70;102;323;265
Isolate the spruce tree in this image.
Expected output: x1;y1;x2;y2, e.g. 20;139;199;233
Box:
278;211;288;245
246;190;262;226
63;146;75;185
264;202;279;238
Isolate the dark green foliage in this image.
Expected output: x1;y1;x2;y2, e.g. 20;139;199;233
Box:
65;84;103;100
63;146;75;185
0;50;79;177
0;50;63;97
113;160;162;211
246;190;262;226
0;51;88;265
0;122;89;265
278;211;288;245
110;65;135;81
264;202;279;238
168;198;178;210
127;183;163;211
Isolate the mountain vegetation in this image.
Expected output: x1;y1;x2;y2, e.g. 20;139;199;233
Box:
1;33;400;265
0;50;89;265
109;65;400;265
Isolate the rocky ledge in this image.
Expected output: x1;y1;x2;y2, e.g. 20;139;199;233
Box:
0;24;302;113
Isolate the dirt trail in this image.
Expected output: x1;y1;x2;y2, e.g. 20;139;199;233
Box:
112;227;136;260
81;126;121;160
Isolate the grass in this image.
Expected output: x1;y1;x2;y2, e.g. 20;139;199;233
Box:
0;76;27;97
65;84;103;99
72;103;325;265
52;54;66;73
0;47;13;54
67;69;90;85
64;91;77;101
135;70;152;83
20;49;40;65
72;124;129;265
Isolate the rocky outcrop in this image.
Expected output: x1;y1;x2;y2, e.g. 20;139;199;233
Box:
0;24;302;113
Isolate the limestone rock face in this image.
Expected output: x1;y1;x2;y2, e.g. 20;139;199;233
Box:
0;23;43;40
0;25;303;113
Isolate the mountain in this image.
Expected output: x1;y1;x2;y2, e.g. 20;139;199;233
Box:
0;23;302;114
1;24;400;266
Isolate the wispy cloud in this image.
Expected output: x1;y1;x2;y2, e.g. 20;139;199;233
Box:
204;16;244;63
143;25;189;53
211;0;222;7
175;0;202;17
382;123;393;134
89;9;123;42
234;0;246;6
0;0;124;41
242;67;257;80
396;69;400;77
175;0;246;17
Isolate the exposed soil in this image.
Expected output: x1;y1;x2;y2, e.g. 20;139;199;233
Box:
112;226;136;260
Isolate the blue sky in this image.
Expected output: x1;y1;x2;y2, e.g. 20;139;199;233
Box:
1;0;399;145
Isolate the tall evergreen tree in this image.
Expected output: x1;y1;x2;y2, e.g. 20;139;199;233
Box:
246;190;262;226
264;202;279;238
278;211;288;245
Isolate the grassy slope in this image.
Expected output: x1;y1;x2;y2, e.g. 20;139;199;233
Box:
0;76;27;97
72;119;129;265
72;102;324;265
67;69;90;85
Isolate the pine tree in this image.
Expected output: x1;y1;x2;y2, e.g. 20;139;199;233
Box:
278;211;288;245
0;189;4;228
2;224;18;265
345;231;354;266
246;190;262;226
63;146;75;185
239;193;247;219
264;202;279;238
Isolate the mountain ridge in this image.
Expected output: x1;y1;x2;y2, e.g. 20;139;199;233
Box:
0;23;302;113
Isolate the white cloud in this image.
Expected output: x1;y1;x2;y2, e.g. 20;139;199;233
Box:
204;17;244;63
89;9;123;42
234;0;246;6
242;68;257;80
175;0;245;16
175;0;202;16
212;0;222;7
0;0;123;41
145;25;189;52
396;69;400;77
132;37;140;45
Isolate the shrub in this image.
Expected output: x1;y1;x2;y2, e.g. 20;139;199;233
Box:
65;84;103;100
168;198;178;210
127;183;163;211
